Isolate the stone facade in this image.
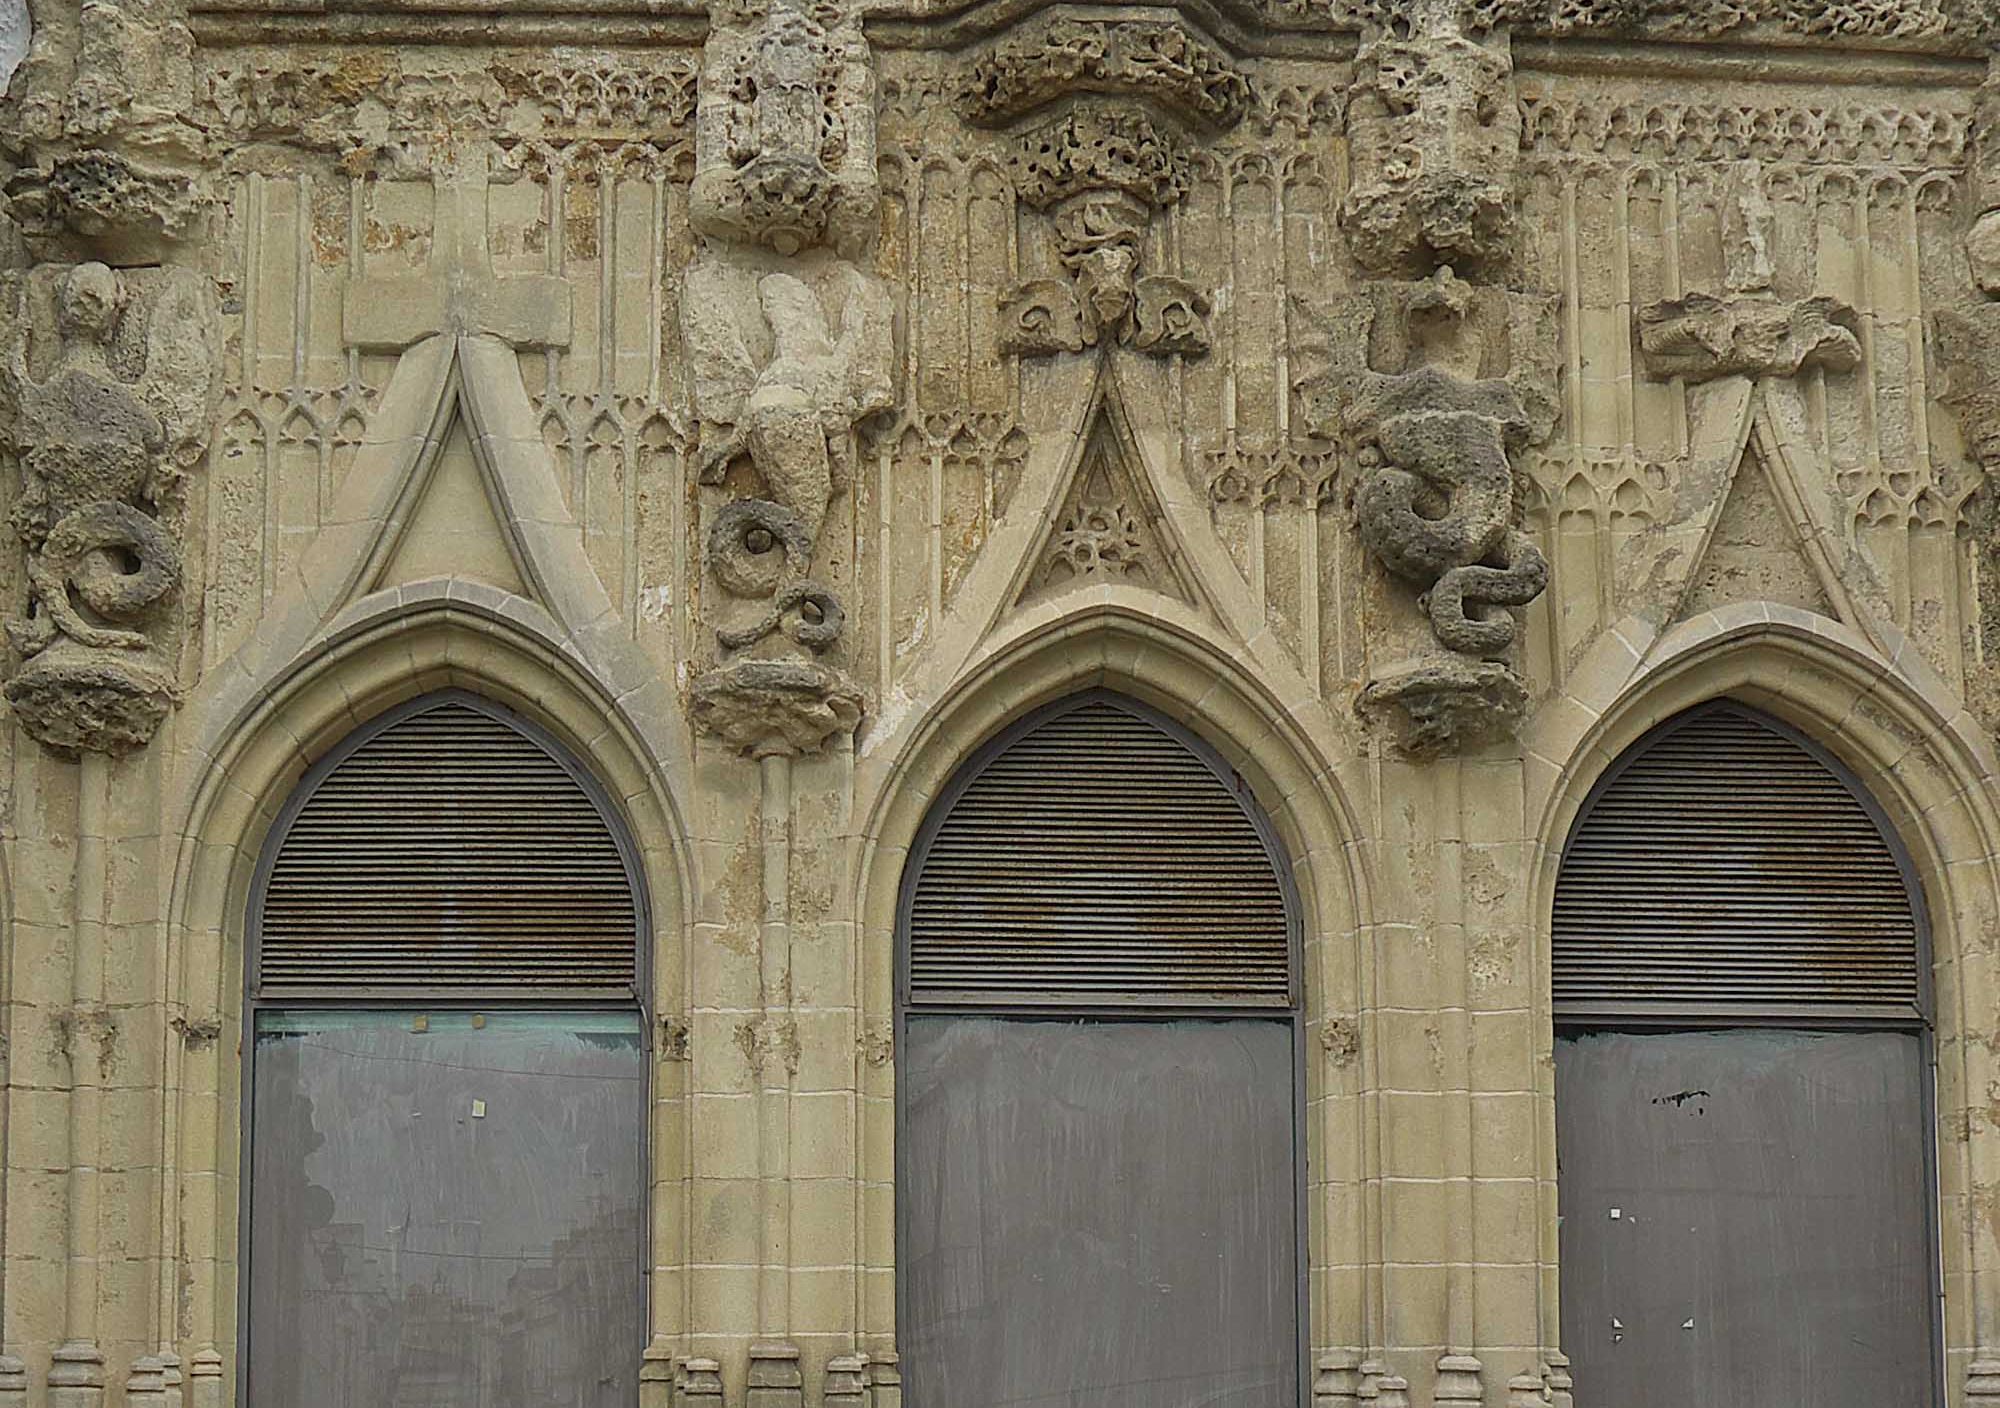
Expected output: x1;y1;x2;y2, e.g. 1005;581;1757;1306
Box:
0;0;1997;1401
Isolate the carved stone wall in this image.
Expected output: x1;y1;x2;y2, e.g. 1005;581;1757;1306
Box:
0;1;1998;1407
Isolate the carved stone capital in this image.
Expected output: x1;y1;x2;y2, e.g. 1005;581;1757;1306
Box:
691;658;864;757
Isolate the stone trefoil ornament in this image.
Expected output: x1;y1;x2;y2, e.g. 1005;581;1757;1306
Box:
3;261;217;755
958;13;1252;358
681;0;892;759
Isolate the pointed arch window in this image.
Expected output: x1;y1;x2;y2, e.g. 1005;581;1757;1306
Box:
243;691;648;1407
897;690;1305;1408
1552;701;1938;1406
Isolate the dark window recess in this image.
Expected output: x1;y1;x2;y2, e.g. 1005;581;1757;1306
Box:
248;1011;646;1408
905;696;1291;1009
256;697;640;999
1552;702;1921;1022
898;691;1305;1408
1552;700;1938;1408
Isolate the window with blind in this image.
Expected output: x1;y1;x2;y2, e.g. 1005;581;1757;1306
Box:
244;691;647;1408
1552;701;1938;1408
897;691;1304;1408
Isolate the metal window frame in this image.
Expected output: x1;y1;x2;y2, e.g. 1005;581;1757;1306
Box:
236;687;654;1408
1552;695;1943;1405
893;687;1310;1407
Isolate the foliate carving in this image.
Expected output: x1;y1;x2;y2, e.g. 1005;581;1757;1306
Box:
961;14;1250;360
683;0;890;758
1639;293;1862;382
689;0;878;258
1341;8;1521;280
1325;0;1960;41
959;14;1251;132
3;262;219;755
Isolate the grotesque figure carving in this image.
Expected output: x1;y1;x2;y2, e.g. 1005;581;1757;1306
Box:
1342;272;1548;659
2;260;217;754
1341;0;1520;280
1309;1;1551;754
682;0;890;759
960;13;1251;359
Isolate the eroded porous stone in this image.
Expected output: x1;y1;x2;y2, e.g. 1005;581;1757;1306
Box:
1;260;215;754
1638;292;1862;381
1340;7;1520;280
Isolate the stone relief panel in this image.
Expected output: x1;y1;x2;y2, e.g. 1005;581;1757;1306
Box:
1519;70;1972;693
0;261;218;753
193;45;705;672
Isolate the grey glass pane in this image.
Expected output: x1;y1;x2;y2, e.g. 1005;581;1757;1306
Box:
248;1010;646;1408
1556;1029;1936;1407
901;1017;1300;1408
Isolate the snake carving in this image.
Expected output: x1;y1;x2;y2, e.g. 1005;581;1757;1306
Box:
6;262;184;658
1345;362;1548;658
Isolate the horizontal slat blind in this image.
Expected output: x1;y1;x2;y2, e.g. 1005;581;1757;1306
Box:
1553;704;1919;1019
907;698;1291;1007
257;700;638;998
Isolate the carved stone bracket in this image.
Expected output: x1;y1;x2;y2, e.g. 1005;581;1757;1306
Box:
960;10;1251;358
2;261;217;756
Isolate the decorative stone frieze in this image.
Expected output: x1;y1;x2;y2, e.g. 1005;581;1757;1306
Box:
960;9;1251;358
2;260;217;755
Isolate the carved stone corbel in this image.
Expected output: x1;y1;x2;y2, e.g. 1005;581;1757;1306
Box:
1;260;217;755
1637;161;1861;386
959;12;1252;358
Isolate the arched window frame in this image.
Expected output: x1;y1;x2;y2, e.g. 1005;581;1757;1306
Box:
236;686;655;1405
892;686;1310;1405
1552;695;1943;1402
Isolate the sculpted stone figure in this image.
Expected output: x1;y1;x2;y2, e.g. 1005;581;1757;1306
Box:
682;0;890;759
684;258;892;648
1342;272;1549;660
2;260;216;753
